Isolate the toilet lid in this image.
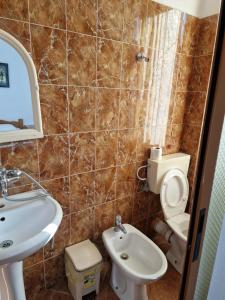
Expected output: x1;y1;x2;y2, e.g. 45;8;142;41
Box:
160;169;189;219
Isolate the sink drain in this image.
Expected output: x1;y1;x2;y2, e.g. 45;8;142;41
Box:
0;240;13;248
120;253;129;260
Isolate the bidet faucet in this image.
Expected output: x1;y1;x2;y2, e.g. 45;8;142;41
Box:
114;215;127;234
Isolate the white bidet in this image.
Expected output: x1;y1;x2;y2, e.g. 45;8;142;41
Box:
102;224;168;300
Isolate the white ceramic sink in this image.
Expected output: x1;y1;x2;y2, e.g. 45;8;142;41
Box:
0;190;63;300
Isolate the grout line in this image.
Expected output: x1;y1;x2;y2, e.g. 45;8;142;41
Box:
2;16;216;57
27;0;32;55
64;0;72;246
93;0;99;236
36;83;209;94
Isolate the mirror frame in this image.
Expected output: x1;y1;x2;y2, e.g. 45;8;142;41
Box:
0;29;43;143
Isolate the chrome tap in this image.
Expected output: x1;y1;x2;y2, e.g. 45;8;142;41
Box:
0;167;22;198
0;168;8;197
0;167;49;202
114;215;127;234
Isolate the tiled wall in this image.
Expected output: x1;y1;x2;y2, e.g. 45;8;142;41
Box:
180;14;219;210
0;0;218;297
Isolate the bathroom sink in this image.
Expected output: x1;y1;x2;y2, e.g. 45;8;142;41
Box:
0;190;62;265
0;190;62;300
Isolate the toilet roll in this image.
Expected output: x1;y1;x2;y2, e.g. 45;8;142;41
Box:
150;147;162;160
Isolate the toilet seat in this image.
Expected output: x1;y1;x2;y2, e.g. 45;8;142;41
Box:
160;169;189;220
166;213;190;241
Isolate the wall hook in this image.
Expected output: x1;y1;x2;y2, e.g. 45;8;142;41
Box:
136;52;149;62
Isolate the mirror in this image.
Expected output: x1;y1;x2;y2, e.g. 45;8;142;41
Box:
0;29;43;143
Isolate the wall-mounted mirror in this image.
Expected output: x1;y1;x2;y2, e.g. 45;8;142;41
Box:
0;29;43;143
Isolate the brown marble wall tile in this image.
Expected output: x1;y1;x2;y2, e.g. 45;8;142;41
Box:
24;249;43;269
121;44;149;89
38;135;69;180
95;131;118;169
40;85;68;135
197;15;218;56
119;90;137;129
172;92;186;124
187;154;198;190
119;90;148;129
70;132;95;174
41;177;70;215
167;89;176;124
189;55;213;92
0;19;30;51
148;192;161;215
123;0;148;45
24;263;45;298
70;172;95;212
95;168;116;204
137;90;149;127
44;255;67;290
177;14;199;55
164;123;183;154
31;25;66;84
136;129;151;162
118;129;137;164
181;124;201;156
147;2;178;50
0;0;28;21
176;54;193;92
96;88;119;130
29;0;66;29
1;141;39;185
7;184;34;196
98;0;124;41
132;218;147;234
95;201;115;238
97;38;122;88
68;32;96;86
116;196;133;223
44;215;70;259
69;87;95;132
116;163;136;199
67;0;97;35
70;208;94;244
184;92;207;125
132;192;149;222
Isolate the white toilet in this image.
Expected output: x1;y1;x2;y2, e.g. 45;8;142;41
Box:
147;153;191;273
103;224;168;300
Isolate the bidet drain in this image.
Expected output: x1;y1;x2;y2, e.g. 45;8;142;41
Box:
120;253;129;260
0;240;13;248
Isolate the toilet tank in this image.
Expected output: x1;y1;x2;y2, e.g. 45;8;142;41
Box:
147;153;191;194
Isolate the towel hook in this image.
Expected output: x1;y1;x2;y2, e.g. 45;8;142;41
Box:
136;52;149;62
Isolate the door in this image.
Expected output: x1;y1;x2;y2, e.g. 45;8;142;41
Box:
180;1;225;298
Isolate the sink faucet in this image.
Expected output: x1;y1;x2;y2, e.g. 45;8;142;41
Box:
0;167;50;202
0;168;8;197
0;167;22;198
114;215;127;234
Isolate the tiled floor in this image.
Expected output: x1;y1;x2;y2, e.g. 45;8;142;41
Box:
31;264;181;300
